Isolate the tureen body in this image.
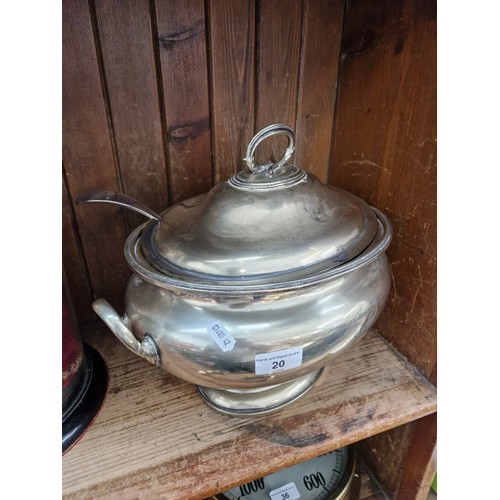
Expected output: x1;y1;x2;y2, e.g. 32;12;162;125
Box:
121;253;390;391
84;124;393;415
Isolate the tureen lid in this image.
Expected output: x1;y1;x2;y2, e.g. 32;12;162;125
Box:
140;124;379;284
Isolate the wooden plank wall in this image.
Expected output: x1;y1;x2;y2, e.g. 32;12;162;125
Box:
62;1;436;498
62;0;345;321
331;0;436;383
329;1;436;498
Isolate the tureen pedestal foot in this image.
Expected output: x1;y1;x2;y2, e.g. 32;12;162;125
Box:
197;369;323;416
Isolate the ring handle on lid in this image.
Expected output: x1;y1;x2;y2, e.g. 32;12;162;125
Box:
243;123;295;175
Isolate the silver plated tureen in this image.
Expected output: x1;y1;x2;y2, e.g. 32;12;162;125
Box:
78;124;392;416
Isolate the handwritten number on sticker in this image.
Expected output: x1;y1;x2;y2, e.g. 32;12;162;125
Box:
207;320;236;352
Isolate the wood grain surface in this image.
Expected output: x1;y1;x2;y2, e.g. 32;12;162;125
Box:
329;0;436;381
93;0;169;230
329;1;437;497
295;0;345;182
155;0;213;204
62;175;93;323
62;327;436;499
208;0;256;183
254;0;302;165
62;0;130;313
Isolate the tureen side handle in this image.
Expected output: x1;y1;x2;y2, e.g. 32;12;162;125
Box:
92;298;161;366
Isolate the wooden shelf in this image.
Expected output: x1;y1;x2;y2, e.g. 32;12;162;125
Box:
62;325;436;499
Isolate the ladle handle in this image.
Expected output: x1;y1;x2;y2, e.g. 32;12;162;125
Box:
76;190;161;221
243;123;295;175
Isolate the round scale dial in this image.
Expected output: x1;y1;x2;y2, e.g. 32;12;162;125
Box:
216;446;355;500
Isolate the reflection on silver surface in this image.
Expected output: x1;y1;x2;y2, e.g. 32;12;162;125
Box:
145;174;378;280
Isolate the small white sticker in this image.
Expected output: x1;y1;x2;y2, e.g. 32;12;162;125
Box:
207;320;236;352
269;482;301;500
255;347;303;375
